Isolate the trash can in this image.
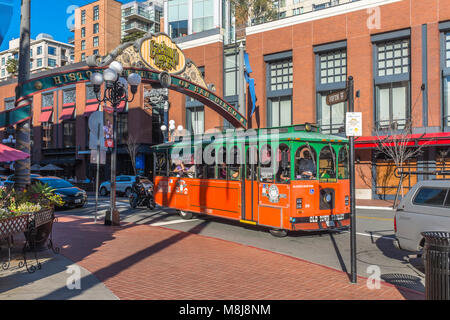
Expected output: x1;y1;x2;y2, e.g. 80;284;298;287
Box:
421;231;450;300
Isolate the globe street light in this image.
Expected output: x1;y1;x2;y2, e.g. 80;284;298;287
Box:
90;61;142;226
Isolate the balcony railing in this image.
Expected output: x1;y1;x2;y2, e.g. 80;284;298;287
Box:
122;7;156;22
122;22;150;33
250;0;361;27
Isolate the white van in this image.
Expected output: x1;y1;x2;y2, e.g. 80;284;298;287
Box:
395;180;450;252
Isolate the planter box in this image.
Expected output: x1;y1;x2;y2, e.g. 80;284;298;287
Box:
29;208;54;228
0;214;29;239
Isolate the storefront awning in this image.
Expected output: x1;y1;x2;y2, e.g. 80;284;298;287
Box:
355;132;450;149
59;107;75;120
39;110;53;123
84;103;99;116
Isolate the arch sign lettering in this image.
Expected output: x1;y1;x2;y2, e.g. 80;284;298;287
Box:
0;33;247;129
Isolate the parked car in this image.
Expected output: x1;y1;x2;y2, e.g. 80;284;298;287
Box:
394;180;450;253
99;175;136;197
31;176;87;209
4;174;41;188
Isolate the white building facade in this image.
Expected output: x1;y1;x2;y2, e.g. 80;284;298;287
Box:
121;0;164;39
0;33;74;81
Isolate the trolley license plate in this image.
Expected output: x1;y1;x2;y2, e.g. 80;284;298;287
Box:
309;214;345;224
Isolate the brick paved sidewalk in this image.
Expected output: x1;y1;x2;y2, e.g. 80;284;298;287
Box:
356;199;395;208
50;215;423;300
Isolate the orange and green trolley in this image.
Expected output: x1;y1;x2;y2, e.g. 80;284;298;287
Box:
151;124;350;236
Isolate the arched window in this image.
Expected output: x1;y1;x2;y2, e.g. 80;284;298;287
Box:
246;145;258;180
276;143;290;183
228;146;241;180
319;146;337;181
259;144;273;182
294;145;317;180
338;146;349;179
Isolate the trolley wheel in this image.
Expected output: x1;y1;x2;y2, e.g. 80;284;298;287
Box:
179;210;193;220
269;229;288;238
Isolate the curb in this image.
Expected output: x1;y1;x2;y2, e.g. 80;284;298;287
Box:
356;205;394;211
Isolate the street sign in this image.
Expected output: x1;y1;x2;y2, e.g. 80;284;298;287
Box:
326;89;348;105
90;149;106;165
88;111;106;150
346;112;362;137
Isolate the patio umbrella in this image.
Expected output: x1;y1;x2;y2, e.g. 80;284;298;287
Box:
40;164;63;171
30;164;42;171
0;143;30;163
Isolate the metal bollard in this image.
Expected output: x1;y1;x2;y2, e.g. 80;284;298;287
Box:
421;232;450;300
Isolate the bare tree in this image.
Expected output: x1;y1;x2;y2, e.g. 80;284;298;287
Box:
374;120;429;203
126;134;139;176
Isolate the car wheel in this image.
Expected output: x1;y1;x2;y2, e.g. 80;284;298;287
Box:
269;229;288;238
100;187;108;197
125;188;132;198
179;210;193;220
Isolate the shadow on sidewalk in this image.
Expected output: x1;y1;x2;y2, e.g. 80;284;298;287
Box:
36;218;210;300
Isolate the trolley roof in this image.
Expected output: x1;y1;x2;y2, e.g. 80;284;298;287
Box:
152;124;349;151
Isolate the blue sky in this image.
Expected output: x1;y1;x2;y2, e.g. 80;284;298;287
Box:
0;0;137;51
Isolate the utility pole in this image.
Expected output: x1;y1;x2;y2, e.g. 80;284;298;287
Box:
14;0;32;189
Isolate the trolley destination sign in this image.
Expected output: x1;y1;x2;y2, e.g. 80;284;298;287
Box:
326;89;348;105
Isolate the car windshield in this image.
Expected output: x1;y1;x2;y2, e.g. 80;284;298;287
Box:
39;179;74;189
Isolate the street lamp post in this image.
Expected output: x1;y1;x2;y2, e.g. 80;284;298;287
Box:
161;120;183;143
90;62;141;226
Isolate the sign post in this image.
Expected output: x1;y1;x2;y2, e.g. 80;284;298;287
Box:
327;78;360;284
345;76;360;284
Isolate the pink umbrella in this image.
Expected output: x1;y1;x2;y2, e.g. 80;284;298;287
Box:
0;143;30;163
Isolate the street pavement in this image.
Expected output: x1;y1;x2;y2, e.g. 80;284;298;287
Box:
0;196;424;300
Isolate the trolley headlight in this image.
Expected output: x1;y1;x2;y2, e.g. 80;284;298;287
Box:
296;198;303;209
324;193;332;203
345;196;349;206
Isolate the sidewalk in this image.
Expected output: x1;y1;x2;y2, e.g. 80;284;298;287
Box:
40;214;421;300
356;199;395;210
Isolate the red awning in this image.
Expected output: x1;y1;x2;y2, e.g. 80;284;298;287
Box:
84;103;99;116
59;107;75;120
0;143;30;162
38;110;53;123
418;132;450;146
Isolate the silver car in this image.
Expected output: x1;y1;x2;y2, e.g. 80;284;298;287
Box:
395;180;450;252
99;175;136;197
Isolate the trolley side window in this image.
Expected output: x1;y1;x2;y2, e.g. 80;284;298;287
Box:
217;147;227;180
294;145;317;180
276;143;290;184
338;146;349;179
319;146;337;182
155;151;168;176
228;146;242;181
204;145;216;179
246;145;258;180
259;144;274;183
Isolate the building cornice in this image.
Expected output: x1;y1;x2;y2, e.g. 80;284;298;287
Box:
246;0;402;36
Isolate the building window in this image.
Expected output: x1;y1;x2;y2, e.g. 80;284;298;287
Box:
63;89;76;105
93;5;99;21
81;10;86;25
1;57;5;65
167;0;188;38
93;23;99;34
81;40;86;50
441;29;450;127
86;85;97;101
266;55;293;127
30;48;33;57
48;46;56;55
48;58;57;67
93;49;99;55
63;120;76;148
224;49;238;97
186;106;204;134
81;27;85;38
293;8;300;15
93;36;99;48
81;53;86;61
4;99;15;110
42;93;54;107
374;37;410;130
42;122;53;149
315;45;347;134
37;46;42;55
1;69;5;77
192;0;214;33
